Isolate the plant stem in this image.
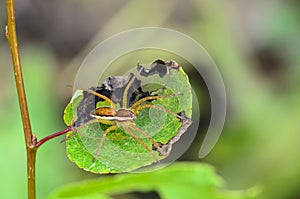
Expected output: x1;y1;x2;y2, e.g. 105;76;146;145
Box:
6;2;33;142
35;126;73;148
6;1;73;198
6;0;36;198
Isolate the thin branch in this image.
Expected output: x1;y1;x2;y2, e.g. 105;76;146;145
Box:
6;1;74;198
35;126;72;148
6;0;36;198
6;0;33;146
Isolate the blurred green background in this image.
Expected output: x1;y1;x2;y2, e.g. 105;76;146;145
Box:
0;0;299;199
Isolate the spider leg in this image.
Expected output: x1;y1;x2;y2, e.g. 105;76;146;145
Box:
62;119;99;142
128;123;167;156
131;103;185;120
68;118;118;162
92;125;119;162
63;119;116;142
76;118;116;130
123;126;159;162
60;130;77;143
130;93;182;110
81;89;115;108
122;75;136;108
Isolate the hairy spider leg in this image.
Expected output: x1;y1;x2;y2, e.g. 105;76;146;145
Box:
66;118;119;161
64;118;116;142
132;103;185;120
122;126;159;162
81;89;115;108
92;125;119;162
122;75;137;108
130;93;183;110
73;118;117;161
128;123;166;156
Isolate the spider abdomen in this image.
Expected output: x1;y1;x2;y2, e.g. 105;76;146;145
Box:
94;107;116;117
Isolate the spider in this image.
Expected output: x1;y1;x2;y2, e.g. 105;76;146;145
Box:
71;74;185;162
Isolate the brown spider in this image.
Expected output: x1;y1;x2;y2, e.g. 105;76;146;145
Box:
71;74;185;162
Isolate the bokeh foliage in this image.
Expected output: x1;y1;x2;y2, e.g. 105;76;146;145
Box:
49;162;258;199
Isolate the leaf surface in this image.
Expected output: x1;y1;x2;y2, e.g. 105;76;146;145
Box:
48;162;259;199
64;60;193;173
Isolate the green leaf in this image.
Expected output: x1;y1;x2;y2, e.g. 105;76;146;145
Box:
63;60;193;173
63;90;83;126
48;162;259;199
